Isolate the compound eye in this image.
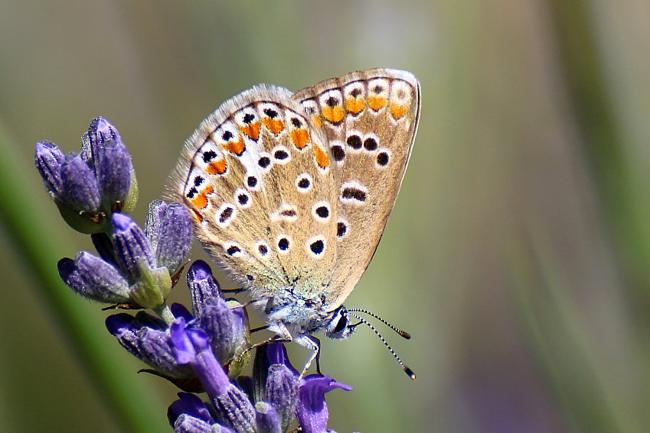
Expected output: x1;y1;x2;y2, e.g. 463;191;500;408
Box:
332;312;348;334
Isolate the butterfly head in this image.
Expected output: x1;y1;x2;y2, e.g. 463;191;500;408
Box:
324;305;356;340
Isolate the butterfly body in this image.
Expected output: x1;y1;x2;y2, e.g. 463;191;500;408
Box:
168;68;420;356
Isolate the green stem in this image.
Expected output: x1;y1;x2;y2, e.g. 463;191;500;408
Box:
0;122;169;433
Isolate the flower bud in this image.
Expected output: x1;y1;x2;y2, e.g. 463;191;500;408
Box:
186;260;222;317
199;298;248;366
58;251;129;303
34;140;65;197
172;415;212;433
111;213;171;308
60;154;101;212
83;117;137;212
106;313;192;379
264;364;298;431
146;200;192;275
253;343;299;403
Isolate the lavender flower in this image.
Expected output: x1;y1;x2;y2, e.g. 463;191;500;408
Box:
106;311;193;380
34;117;137;233
38;116;353;433
58;204;192;308
169;315;350;433
171;317;257;433
254;344;299;431
296;375;352;433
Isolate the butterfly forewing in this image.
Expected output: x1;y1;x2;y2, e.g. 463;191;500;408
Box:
293;69;420;308
169;85;338;298
170;69;419;315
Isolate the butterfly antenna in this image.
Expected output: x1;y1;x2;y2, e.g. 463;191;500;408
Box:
348;308;411;339
349;313;416;380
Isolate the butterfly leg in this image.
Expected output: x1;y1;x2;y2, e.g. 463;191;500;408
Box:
294;335;321;378
235;335;292;363
221;287;246;294
235;322;294;363
312;336;323;374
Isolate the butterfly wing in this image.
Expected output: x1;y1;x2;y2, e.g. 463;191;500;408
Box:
293;69;420;309
168;85;338;299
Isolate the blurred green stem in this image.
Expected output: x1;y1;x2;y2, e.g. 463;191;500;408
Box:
0;122;169;433
548;0;650;299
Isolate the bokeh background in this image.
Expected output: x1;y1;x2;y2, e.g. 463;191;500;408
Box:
1;1;649;432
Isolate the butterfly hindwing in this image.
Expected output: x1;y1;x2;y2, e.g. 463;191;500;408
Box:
293;69;420;308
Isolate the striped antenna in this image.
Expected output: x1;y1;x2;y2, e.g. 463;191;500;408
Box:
349;313;416;381
348;308;412;339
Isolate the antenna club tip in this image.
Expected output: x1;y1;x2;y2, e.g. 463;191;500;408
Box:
399;330;412;340
404;366;416;380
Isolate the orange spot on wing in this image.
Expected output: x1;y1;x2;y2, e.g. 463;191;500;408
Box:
368;96;387;111
321;106;345;124
345;97;365;115
311;115;322;128
239;122;260;141
263;118;285;135
190;194;207;209
290;128;310;150
190;185;214;209
223;137;246;156
206;158;227;175
390;104;409;120
313;145;330;168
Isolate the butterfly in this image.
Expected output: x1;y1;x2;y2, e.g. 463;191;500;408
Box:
168;68;420;378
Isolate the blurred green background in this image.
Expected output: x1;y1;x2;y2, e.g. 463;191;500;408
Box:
1;1;649;432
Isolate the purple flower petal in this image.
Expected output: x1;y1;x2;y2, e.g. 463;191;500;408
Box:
106;313;192;378
171;317;197;365
34;140;65;197
296;375;352;433
145;200;192;274
83;117;122;165
170;318;256;433
167;392;214;426
111;212;156;281
81;117;135;212
58;251;130;303
60;154;101;212
170;318;231;397
97;142;132;208
186;260;222;317
265;343;299;376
